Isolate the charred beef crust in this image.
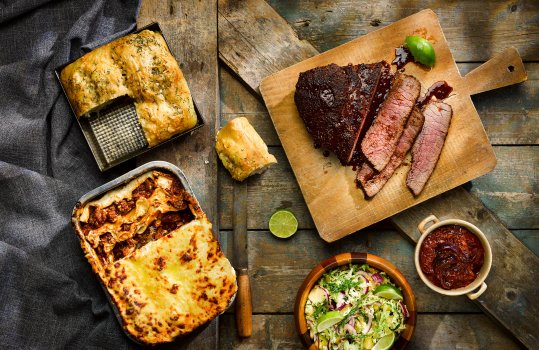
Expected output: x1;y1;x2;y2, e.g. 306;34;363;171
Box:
294;63;360;164
294;62;390;165
407;101;453;196
357;107;424;197
361;74;421;172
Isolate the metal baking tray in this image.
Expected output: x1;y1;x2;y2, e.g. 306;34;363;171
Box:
71;161;235;345
55;23;205;172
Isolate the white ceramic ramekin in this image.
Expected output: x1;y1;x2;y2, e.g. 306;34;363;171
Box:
414;215;492;300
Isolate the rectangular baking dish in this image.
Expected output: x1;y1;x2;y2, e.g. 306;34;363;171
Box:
71;161;235;344
55;23;205;172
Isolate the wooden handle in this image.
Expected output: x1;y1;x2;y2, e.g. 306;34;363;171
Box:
235;268;252;337
458;47;527;96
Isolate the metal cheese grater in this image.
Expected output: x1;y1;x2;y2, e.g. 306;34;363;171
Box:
87;98;148;167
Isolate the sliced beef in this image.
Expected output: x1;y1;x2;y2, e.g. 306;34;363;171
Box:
360;74;421;171
349;62;393;166
294;62;390;165
356;107;424;197
407;101;453;196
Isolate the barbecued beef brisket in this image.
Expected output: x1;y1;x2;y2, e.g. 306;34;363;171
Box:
349;62;393;165
357;107;424;197
360;74;421;171
407;101;453;196
294;62;392;165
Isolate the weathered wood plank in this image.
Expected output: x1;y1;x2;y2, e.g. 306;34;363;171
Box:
219;62;538;231
220;315;301;349
470;146;538;229
219;147;315;231
219;63;538;249
138;1;219;223
218;0;319;95
220;63;538;146
220;229;479;313
219;314;523;350
513;230;539;256
218;146;538;232
391;187;539;348
267;0;539;61
217;0;537;235
219;2;538;147
217;1;537;347
464;63;538;145
137;1;219;349
220;67;266;114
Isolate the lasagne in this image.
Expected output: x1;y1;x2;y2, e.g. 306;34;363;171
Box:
60;29;198;147
72;170;236;344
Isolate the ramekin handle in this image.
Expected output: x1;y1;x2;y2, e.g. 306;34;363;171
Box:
418;215;439;235
467;282;487;300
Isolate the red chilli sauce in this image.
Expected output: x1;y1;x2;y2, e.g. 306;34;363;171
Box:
419;225;484;290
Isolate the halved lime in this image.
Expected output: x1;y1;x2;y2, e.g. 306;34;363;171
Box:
372;332;396;350
316;311;344;333
405;35;435;67
373;284;403;300
269;209;298;238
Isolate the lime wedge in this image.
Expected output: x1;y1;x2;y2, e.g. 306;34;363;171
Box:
316;311;344;333
372;332;396;350
373;284;403;300
269;209;298;238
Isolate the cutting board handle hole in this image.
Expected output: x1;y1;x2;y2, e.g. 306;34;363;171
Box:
507;65;515;72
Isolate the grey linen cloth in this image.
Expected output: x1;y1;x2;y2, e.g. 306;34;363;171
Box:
0;1;143;348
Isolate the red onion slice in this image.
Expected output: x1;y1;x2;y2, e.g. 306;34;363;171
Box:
320;286;330;301
372;273;384;283
329;301;335;310
399;300;410;318
344;324;357;335
336;292;347;310
337;303;348;311
357;270;372;282
362;313;373;334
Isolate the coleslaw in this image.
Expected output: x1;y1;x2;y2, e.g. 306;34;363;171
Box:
305;264;408;350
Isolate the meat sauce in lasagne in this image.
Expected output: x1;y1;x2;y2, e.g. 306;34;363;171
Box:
72;170;237;344
79;172;195;264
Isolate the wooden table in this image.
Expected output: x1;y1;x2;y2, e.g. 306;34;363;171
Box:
139;0;537;349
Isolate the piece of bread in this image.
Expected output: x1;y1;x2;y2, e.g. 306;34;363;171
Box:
215;117;277;181
60;30;197;147
72;170;237;344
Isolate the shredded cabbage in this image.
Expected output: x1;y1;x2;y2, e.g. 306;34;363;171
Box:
305;264;407;350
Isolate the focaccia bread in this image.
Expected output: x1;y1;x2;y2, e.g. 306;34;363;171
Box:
216;117;277;181
72;170;236;344
60;30;197;147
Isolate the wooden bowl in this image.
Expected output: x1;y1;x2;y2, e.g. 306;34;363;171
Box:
294;252;416;349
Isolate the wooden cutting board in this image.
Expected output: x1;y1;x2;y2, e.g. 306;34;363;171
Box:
259;9;526;242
